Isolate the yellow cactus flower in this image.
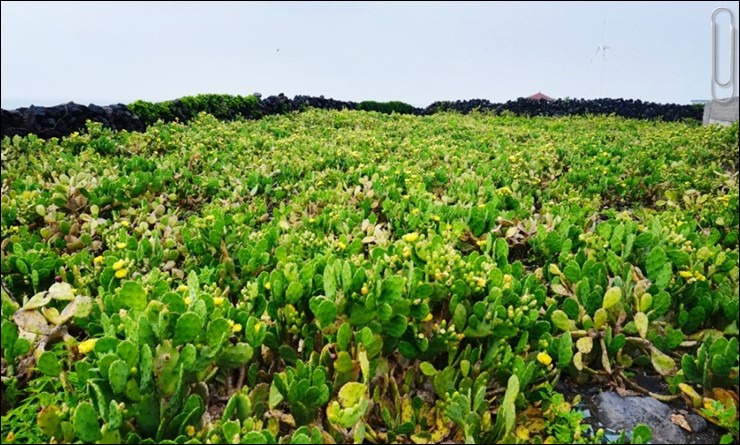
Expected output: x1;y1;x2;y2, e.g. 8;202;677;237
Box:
231;323;243;333
476;239;486;247
679;270;693;278
184;297;191;305
115;268;128;279
431;214;440;222
94;256;104;264
178;284;188;292
361;285;369;296
264;281;271;290
113;259;125;270
422;312;433;322
537;352;553;366
205;214;215;221
213;297;224;306
254;322;263;333
116;242;127;249
337;242;346;250
516;426;530;441
78;338;97;354
121;220;130;227
402;232;419;243
186;425;195;437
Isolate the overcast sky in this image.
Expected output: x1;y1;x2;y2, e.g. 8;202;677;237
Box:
1;1;738;108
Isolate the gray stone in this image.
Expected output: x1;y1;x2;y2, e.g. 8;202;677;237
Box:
594;391;688;444
685;413;707;433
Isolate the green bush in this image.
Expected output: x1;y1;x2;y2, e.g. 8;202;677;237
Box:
357;100;416;114
129;94;260;126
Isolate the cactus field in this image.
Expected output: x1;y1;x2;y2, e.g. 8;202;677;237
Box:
1;111;738;444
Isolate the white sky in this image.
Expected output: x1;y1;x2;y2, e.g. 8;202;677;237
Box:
1;1;739;108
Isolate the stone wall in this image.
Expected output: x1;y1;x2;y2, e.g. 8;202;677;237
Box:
1;95;705;139
1;103;144;138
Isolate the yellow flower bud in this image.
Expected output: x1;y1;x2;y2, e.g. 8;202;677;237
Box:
78;338;97;354
537;352;553;366
402;232;419;243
